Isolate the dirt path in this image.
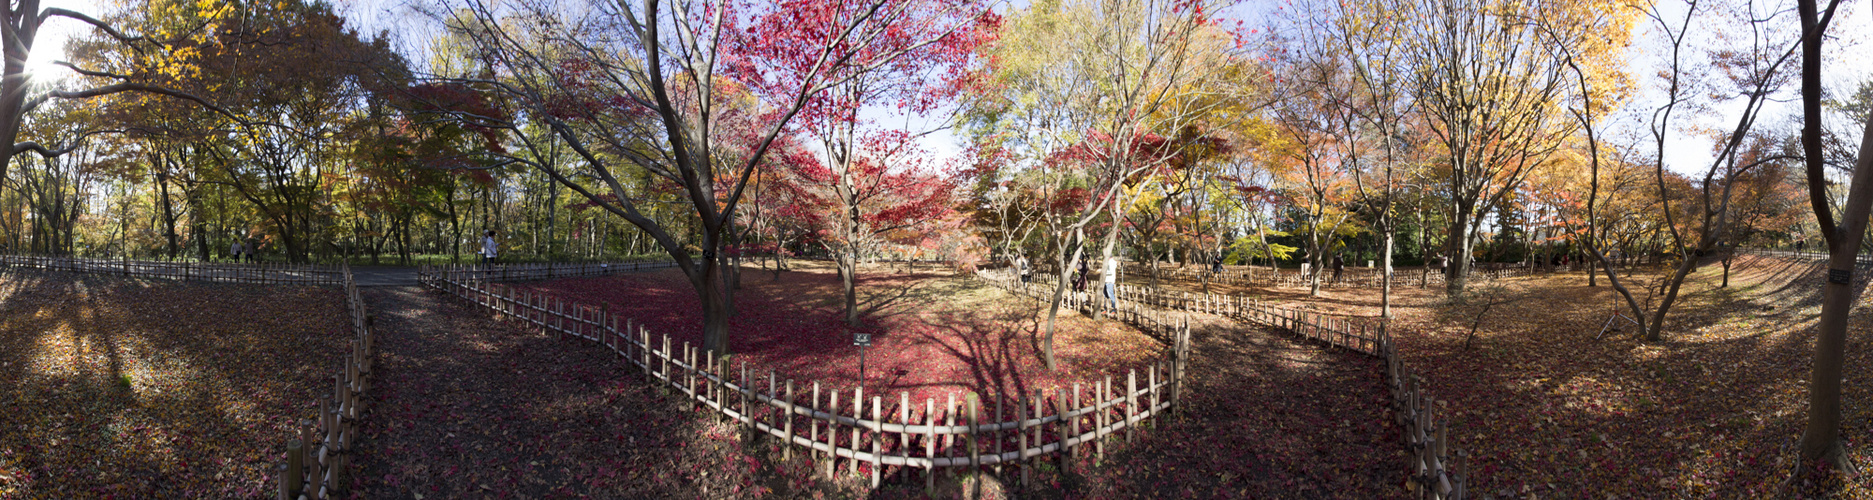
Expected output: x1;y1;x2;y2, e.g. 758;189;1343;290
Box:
1078;310;1407;499
346;286;767;499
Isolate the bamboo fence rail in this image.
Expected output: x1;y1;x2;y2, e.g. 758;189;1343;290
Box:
276;262;377;500
1740;247;1873;265
420;260;677;283
984;268;1468;499
1126;264;1572;289
417;270;1189;491
0;253;342;285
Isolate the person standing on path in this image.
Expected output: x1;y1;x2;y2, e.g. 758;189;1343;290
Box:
1015;254;1031;284
482;230;499;265
1073;258;1089;292
230;240;244;263
1103;255;1119;311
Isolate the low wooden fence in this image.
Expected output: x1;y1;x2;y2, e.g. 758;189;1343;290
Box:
1741;247;1873;265
992;268;1468;499
276;262;377;500
1149;286;1468;499
0;253;342;285
417;270;1189;491
1131;263;1575;289
420;260;676;282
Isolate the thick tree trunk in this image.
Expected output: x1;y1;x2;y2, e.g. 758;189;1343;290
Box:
1418;208;1433;289
1381;229;1394;318
157;172;179;260
1643;252;1700;341
448;194;462;264
1041;230;1085;373
1721;253;1732;287
1798;64;1873;466
1307;242;1323;296
841;251;859;327
1448;206;1474;295
189;186;210;261
695;263;731;357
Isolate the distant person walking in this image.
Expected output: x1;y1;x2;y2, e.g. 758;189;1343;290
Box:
1103;255;1119;311
244;239;257;263
1331;254;1345;281
481;230;499;265
1073;258;1089;292
1015;254;1031;284
230;240;244;263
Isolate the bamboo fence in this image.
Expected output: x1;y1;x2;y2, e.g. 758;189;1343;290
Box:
1741;247;1873;265
417;270;1189;491
276;262;377;500
985;268;1469;499
1128;264;1572;289
0;253;342;285
420;260;677;283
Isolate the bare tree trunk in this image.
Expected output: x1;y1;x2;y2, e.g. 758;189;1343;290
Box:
841;251;859;327
1042;229;1086;372
1381;229;1394;318
1721;252;1732;287
1798;0;1873;464
1448;204;1474;295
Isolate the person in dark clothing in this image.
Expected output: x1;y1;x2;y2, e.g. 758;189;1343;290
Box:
1331;254;1345;281
1211;254;1225;274
1074;259;1089;292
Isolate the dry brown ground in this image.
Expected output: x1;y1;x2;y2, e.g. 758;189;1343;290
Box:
481;261;1404;499
0;272;349;499
1143;255;1873;499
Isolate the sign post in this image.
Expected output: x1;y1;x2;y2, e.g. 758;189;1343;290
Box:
853;332;872;393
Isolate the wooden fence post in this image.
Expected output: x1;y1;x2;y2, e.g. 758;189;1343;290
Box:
280;440;303;500
871;395;882;488
967;395;980;498
1125;370;1137;443
850;386;862;477
898;391;910;484
828;388;841;478
784;380;796;460
1057;388;1072;474
812;381;822;463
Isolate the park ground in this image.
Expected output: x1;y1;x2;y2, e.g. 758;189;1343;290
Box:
515;261;1405;498
0;262;1408;499
1144;254;1873;499
12;255;1872;498
0;274;348;498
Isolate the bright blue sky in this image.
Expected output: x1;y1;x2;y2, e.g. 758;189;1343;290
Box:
29;0;1873;180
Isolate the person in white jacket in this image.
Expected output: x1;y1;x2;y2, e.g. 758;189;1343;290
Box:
1102;255;1119;311
481;230;499;265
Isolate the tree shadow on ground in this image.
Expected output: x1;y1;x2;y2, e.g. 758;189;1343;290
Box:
0;272;347;498
1223;254;1873;498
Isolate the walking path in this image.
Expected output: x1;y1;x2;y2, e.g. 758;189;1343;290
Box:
1081;309;1406;498
346;287;764;498
346;267;421;287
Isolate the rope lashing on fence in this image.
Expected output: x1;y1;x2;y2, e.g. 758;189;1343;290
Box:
419;268;1189;492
